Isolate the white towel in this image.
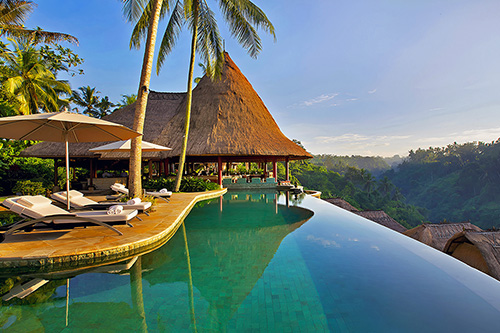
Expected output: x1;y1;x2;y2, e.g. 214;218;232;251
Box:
159;188;169;194
127;198;141;205
107;205;123;215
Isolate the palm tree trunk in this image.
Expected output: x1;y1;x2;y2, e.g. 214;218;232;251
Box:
129;0;162;197
174;1;199;192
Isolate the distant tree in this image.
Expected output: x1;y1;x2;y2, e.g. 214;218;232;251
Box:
71;86;101;116
117;93;137;107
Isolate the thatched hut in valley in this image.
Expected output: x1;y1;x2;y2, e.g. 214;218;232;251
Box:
443;231;500;281
355;210;407;233
323;198;359;212
323;198;407;233
404;222;482;251
20;53;311;187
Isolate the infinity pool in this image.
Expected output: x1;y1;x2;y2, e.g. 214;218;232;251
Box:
1;191;500;332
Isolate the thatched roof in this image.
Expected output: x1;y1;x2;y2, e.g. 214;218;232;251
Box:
444;231;500;281
323;198;359;212
21;53;311;162
355;210;407;233
404;222;482;251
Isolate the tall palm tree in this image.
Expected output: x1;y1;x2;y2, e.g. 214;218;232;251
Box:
0;0;78;45
123;0;165;197
0;38;71;114
132;0;275;191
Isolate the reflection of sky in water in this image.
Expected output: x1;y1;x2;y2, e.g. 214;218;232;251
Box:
2;191;500;332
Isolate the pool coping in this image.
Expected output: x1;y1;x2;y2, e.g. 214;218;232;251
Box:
0;189;227;276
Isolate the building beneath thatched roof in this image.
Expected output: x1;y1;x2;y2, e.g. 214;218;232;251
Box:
443;231;500;281
323;198;406;233
355;210;407;233
21;53;311;185
404;222;482;251
323;198;359;212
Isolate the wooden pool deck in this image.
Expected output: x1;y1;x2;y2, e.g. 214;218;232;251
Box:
0;189;227;275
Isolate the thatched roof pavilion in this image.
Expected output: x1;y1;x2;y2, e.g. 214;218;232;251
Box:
21;53;311;185
404;222;482;251
443;231;500;281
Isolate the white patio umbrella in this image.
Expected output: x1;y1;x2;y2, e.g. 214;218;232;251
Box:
89;139;171;153
0;111;141;210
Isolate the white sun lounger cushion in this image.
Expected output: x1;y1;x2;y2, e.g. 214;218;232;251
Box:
51;191;95;208
127;198;141;205
8;195;138;223
17;195;52;209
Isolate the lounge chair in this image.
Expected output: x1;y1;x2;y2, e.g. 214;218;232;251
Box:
51;190;151;216
0;195;138;242
110;183;172;202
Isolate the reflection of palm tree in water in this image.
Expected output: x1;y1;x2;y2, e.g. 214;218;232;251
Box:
142;195;313;330
131;256;147;333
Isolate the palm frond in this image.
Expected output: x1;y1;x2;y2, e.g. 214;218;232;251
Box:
0;0;35;26
196;0;223;79
217;0;262;58
156;0;184;74
1;26;79;45
129;0;171;49
122;0;146;23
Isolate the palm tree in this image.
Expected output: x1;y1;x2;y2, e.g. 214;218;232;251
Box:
0;0;78;45
117;93;137;107
132;0;275;191
122;0;164;197
0;38;71;114
71;86;101;117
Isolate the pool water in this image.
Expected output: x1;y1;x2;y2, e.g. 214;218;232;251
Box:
2;191;500;332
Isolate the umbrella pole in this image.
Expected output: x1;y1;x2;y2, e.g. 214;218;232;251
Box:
65;138;70;211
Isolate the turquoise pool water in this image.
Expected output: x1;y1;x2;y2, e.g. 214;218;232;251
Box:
2;191;500;332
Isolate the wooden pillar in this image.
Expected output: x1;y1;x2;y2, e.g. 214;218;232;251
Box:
148;160;153;179
272;159;277;179
218;156;223;186
285;157;290;181
263;160;267;179
54;159;59;187
89;159;94;186
164;158;169;175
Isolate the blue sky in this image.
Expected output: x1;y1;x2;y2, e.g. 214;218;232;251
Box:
26;0;500;157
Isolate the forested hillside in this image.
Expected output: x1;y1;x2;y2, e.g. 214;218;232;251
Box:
311;154;402;176
384;140;500;229
277;160;426;228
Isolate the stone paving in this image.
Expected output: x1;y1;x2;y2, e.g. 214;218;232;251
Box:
0;189;226;275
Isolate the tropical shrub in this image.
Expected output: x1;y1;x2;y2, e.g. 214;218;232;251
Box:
143;177;219;192
12;180;45;195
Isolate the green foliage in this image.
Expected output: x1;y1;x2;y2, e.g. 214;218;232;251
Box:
385;140;500;229
284;159;426;227
0;211;19;226
311;154;400;176
0;139;56;194
12;179;45;195
143;176;219;192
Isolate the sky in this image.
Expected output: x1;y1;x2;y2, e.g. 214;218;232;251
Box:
25;0;500;157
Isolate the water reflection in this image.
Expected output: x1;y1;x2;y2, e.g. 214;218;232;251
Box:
141;191;313;331
0;191;313;331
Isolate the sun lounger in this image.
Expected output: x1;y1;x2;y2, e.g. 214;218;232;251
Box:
110;183;172;202
0;195;138;242
51;190;151;215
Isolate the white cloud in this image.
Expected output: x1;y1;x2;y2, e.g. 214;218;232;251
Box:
346;98;359;102
288;93;339;108
368;89;377;94
302;93;338;106
306;235;341;248
315;133;411;144
416;127;500;145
